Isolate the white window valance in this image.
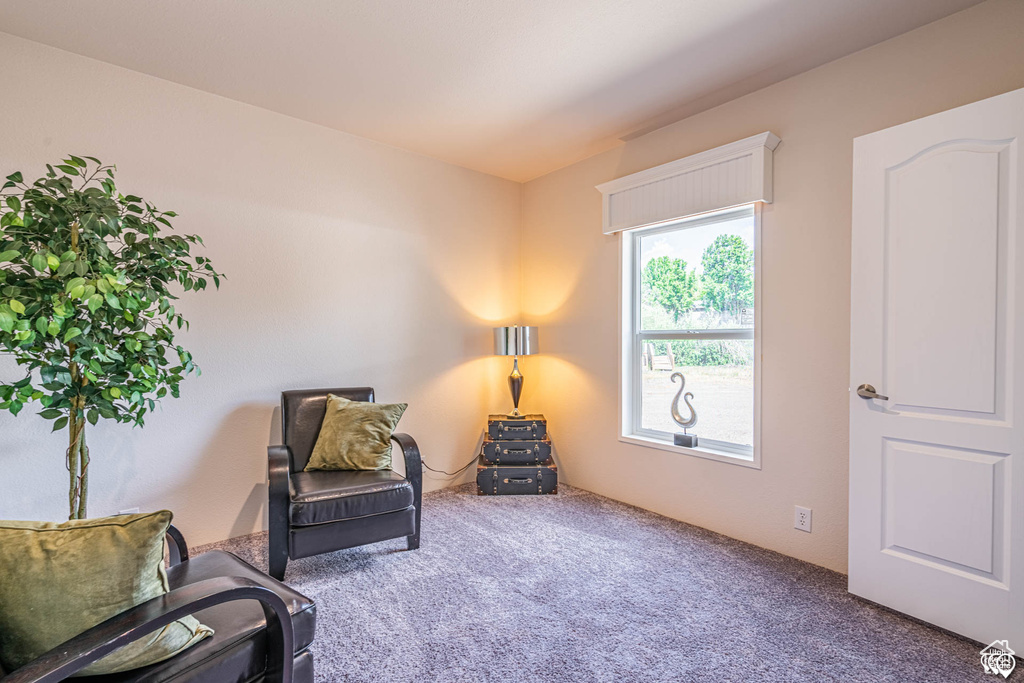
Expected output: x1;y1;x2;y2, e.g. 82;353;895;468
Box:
595;132;780;234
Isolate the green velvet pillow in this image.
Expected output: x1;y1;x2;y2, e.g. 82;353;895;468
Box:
0;511;213;677
305;394;407;471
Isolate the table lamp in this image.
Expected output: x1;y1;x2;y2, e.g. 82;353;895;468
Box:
493;325;539;417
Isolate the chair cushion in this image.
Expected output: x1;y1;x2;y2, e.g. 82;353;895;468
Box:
281;387;375;472
304;395;407;472
289;470;413;526
88;550;316;682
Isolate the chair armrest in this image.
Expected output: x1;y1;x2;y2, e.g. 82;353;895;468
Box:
5;576;294;683
268;445;292;498
391;432;422;510
165;524;189;566
267;445;293;578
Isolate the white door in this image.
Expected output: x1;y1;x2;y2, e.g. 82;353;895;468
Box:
850;87;1024;646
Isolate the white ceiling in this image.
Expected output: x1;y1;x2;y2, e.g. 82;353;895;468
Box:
0;0;984;181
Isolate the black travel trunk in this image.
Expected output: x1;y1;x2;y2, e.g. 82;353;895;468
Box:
476;459;558;496
480;437;552;465
486;414;547;441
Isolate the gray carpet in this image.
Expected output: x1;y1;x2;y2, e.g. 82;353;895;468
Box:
197;484;990;682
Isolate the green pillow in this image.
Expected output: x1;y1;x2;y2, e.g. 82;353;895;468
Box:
0;511;213;677
305;394;407;471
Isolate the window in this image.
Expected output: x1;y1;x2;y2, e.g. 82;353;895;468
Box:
621;206;759;466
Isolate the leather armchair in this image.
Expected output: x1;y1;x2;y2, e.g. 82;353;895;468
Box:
268;387;422;581
2;527;316;683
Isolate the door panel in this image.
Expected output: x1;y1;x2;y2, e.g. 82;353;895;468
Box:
885;143;1005;416
883;439;1004;578
850;87;1024;646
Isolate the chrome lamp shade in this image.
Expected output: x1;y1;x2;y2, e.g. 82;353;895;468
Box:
493;326;538;417
493;326;538;357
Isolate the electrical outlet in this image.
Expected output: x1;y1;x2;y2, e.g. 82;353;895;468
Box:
794;506;812;532
118;507;140;515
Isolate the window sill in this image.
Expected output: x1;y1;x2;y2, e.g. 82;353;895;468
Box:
619;434;760;469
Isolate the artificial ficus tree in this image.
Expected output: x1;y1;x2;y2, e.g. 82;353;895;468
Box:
0;157;221;519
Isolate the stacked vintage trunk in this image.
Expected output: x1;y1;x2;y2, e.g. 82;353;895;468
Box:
476;414;557;495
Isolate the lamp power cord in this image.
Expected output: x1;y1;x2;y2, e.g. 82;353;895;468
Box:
420;453;479;477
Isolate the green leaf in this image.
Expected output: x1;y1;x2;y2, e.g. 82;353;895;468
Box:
87;409;99;425
46;254;60;270
0;250;19;263
39;408;62;419
10;401;23;416
63;327;82;342
52;416;69;431
35;317;48;335
105;293;122;310
69;285;85;299
47;320;60;337
0;311;13;332
9;299;25;314
5;196;20;212
74;259;89;276
30;253;47;272
65;278;86;294
87;294;103;313
110;387;121;399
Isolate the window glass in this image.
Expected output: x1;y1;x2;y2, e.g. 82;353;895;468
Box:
639;213;755;331
639;339;754;446
627;206;756;458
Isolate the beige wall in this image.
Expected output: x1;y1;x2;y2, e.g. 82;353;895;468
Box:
0;33;519;545
520;0;1024;573
2;0;1022;567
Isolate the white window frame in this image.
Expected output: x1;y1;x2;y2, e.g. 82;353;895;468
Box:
619;204;762;469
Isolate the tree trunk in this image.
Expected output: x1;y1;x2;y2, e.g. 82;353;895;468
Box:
65;217;90;520
66;398;89;520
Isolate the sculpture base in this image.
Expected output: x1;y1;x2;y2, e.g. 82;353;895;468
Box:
674;433;698;448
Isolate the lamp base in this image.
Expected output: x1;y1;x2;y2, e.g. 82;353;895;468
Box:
507;356;524;418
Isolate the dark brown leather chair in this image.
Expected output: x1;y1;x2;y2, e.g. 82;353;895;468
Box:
267;387;421;580
3;527;315;683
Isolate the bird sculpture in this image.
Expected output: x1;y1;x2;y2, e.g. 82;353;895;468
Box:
670;372;697;432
